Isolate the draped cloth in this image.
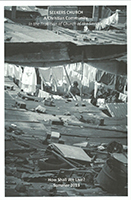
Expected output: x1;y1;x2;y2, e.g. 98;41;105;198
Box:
39;66;64;92
96;69;116;89
21;67;37;94
115;75;127;93
4;63;15;77
95;10;119;30
118;93;127;102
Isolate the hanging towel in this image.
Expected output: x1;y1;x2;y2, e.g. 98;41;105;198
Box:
39;67;51;83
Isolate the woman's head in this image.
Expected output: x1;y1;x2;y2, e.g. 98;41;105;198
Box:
73;81;78;87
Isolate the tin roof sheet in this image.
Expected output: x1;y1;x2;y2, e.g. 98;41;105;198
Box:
106;103;127;118
49;143;92;162
4;20;127;45
4;22;70;43
5;6;39;12
116;54;127;63
55;26;127;46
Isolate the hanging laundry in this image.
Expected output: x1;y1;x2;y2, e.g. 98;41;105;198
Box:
57;80;68;95
96;70;105;83
94;81;101;98
64;63;83;85
21;67;37;94
123;80;127;95
81;76;89;87
70;70;82;84
70;63;77;71
51;66;64;91
38;89;50;99
52;66;64;82
76;62;82;73
39;67;51;83
115;75;127;93
39;66;64;93
4;63;8;77
4;63;15;78
49;74;57;92
118;93;127;103
95;9;119;30
96;69;116;89
102;6;112;18
12;65;23;86
82;63;97;87
13;65;22;81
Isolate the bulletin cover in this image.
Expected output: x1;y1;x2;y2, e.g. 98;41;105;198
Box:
3;1;130;199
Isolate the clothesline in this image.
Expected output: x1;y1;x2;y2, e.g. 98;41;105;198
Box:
4;62;127;97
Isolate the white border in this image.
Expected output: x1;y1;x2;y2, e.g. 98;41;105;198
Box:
1;1;131;200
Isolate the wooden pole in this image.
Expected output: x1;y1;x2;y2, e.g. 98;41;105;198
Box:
11;6;16;20
80;50;84;100
97;6;100;22
63;65;71;85
92;6;95;20
63;65;77;101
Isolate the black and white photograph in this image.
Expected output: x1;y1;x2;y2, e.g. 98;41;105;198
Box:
3;1;130;198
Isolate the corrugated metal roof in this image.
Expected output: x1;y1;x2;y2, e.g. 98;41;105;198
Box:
37;8;48;16
4;6;39;12
116;54;127;63
4;6;47;16
4;18;14;23
54;26;127;46
49;143;92;162
4;22;70;43
106;103;127;118
4;20;127;45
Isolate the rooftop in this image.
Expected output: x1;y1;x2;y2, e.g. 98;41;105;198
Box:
4;22;70;43
4;20;127;46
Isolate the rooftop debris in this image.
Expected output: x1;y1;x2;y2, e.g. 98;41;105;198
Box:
45;143;92;163
106;103;127;118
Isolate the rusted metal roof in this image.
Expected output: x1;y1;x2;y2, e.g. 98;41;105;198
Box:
106;103;127;118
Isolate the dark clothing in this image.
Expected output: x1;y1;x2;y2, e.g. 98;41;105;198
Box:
70;86;80;96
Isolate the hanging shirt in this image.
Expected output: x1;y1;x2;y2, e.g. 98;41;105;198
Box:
82;63;97;87
39;67;51;82
21;67;37;93
14;65;22;80
4;63;15;78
